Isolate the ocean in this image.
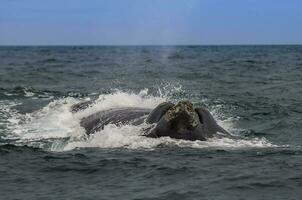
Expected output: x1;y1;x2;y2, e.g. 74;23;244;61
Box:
0;45;302;199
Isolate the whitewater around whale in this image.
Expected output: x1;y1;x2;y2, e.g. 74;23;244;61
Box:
2;90;276;151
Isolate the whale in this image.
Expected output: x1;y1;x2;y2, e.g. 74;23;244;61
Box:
71;100;231;141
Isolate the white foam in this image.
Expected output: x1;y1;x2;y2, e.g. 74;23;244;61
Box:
1;89;278;152
62;123;277;151
24;91;35;97
75;89;165;119
0;101;22;135
1;98;83;143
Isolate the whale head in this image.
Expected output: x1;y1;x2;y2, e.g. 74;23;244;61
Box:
149;101;204;140
164;101;199;130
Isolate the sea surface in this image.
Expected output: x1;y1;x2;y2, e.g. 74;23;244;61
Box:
0;45;302;200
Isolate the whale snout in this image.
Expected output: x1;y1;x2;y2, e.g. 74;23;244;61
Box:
164;101;200;130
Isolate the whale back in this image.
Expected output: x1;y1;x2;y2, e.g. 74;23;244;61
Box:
80;107;151;134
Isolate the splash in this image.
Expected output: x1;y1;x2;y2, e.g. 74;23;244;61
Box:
63;123;277;151
1;88;278;152
75;89;165;119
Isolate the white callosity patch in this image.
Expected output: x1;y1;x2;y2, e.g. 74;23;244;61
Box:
1;89;278;152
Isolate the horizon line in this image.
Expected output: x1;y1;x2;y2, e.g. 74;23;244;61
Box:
1;43;302;47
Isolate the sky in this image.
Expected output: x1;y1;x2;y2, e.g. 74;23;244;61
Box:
0;0;302;45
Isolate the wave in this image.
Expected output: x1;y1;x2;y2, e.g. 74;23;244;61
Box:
0;86;58;99
0;88;278;152
0;86;91;100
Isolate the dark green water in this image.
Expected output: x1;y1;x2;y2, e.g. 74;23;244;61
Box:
1;46;302;199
